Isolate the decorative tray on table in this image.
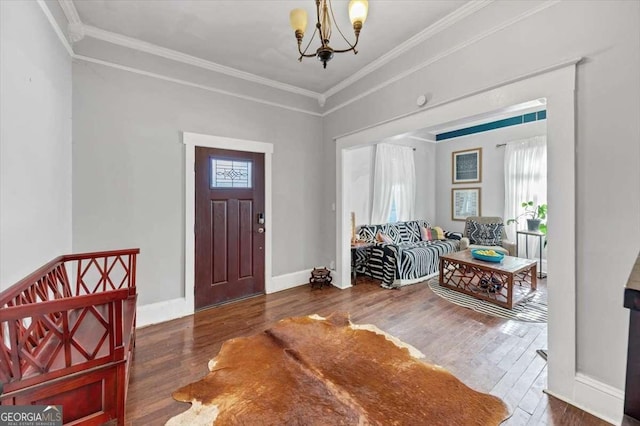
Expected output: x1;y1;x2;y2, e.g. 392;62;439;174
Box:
471;249;505;263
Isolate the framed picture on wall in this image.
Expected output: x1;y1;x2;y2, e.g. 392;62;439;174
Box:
451;188;481;221
452;148;482;184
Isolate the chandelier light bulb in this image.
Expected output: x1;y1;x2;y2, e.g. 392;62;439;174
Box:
348;0;369;25
289;8;308;33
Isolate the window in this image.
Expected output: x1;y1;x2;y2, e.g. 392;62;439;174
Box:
371;144;416;224
210;158;252;188
388;198;398;223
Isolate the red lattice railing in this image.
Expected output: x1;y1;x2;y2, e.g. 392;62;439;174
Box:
0;249;138;395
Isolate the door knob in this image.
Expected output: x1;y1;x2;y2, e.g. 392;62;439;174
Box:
257;228;265;233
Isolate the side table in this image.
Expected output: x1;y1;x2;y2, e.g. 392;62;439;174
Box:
350;242;374;284
516;230;547;279
309;267;332;289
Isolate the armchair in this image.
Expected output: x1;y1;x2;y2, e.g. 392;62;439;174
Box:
459;216;516;256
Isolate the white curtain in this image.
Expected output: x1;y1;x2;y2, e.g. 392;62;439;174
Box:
370;143;416;224
503;135;547;258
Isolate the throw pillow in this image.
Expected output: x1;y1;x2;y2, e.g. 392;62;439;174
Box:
376;232;393;244
444;231;463;241
431;226;446;240
467;221;504;246
421;226;446;241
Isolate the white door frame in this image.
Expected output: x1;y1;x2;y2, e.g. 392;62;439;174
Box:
334;59;610;419
183;132;274;311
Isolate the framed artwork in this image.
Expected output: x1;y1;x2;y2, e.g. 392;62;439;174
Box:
452;148;482;184
451;188;481;221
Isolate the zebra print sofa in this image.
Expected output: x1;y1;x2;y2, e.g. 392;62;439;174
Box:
356;220;462;289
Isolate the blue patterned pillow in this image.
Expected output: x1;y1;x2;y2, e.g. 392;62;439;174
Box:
467;221;503;246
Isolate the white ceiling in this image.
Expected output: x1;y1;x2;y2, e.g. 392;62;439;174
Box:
70;0;470;94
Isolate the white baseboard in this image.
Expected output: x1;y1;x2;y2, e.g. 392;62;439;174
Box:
136;297;191;328
137;270;315;327
546;374;624;425
267;269;313;293
574;373;624;425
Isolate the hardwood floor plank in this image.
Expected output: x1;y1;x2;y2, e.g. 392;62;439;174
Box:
492;338;540;399
124;277;611;425
563;402;611;426
543;395;573;425
519;365;548;415
504;407;532;426
503;354;547;413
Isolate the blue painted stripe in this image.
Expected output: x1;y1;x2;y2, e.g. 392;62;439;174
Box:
436;109;546;141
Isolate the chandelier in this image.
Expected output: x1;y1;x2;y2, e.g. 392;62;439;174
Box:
289;0;369;69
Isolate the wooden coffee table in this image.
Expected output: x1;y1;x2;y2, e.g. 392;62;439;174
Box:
438;250;537;309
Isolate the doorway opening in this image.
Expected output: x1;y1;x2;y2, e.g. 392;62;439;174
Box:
334;62;577;403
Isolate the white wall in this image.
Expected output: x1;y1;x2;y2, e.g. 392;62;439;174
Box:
344;140;436;228
344;145;374;227
72;62;324;306
323;0;639;406
0;1;72;289
435;120;547;233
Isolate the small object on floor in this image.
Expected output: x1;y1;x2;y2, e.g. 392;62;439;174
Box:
479;277;490;289
309;267;332;289
536;349;548;361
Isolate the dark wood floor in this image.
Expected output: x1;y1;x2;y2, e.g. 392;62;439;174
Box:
125;277;610;425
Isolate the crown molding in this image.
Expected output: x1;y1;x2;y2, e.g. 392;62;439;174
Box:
74;55;323;117
52;0;324;104
57;0;81;24
322;0;494;99
322;0;562;116
56;0;323;102
45;0;560;117
67;23;85;42
81;25;322;101
37;0;74;56
36;1;321;116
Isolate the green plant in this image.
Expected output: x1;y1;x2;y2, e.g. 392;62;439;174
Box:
538;222;547;235
506;201;547;225
507;201;548;246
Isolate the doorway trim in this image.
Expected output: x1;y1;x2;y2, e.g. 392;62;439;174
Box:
184;132;274;312
334;59;622;422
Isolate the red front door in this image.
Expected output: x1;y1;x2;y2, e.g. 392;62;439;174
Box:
194;147;265;309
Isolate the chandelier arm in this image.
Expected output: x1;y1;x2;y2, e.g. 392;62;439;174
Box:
298;27;319;58
328;0;357;51
332;35;360;54
315;0;326;46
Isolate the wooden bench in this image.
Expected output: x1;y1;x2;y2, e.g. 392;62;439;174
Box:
0;249;139;425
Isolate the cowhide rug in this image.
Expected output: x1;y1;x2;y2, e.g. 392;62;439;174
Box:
167;313;509;425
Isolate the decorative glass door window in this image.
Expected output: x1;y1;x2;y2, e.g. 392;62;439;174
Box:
210;158;253;188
